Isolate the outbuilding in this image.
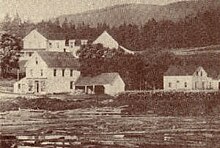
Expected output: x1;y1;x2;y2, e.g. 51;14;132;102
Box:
75;72;125;96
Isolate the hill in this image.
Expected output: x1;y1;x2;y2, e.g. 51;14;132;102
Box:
54;0;220;27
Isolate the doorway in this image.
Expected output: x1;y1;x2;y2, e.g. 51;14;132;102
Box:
95;85;105;94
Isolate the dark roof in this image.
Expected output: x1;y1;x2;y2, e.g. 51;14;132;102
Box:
36;29;67;40
21;48;46;51
75;72;120;86
37;51;80;69
164;65;199;76
165;65;220;79
35;28;90;40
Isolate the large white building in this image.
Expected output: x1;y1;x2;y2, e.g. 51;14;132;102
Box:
14;51;125;96
20;29;88;60
164;65;220;91
14;51;81;94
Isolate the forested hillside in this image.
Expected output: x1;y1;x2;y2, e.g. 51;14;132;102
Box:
55;0;220;27
1;4;220;51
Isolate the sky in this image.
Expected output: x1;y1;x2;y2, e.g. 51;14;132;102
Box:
0;0;189;22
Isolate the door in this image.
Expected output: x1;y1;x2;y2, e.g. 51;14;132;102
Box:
35;81;39;93
95;85;105;94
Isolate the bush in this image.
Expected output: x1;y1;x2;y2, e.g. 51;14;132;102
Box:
112;91;220;116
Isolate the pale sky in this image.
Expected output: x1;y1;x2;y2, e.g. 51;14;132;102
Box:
0;0;189;22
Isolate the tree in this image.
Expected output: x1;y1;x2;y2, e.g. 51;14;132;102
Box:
77;43;146;90
0;33;21;78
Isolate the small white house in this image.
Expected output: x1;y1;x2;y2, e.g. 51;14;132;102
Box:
93;31;135;54
14;51;81;94
164;65;220;91
75;72;125;96
21;29;88;60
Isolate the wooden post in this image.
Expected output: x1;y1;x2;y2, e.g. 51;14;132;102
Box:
85;86;87;94
17;69;19;81
92;85;95;94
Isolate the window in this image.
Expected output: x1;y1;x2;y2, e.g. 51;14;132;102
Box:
40;69;43;76
200;71;203;76
169;83;172;88
62;69;65;77
30;69;33;77
209;82;212;89
75;40;81;46
70;81;74;89
41;81;46;92
195;82;198;89
36;57;38;65
70;42;74;48
176;80;180;83
29;52;32;57
196;71;199;76
28;80;33;91
56;42;60;48
70;69;73;77
202;82;205;90
184;82;187;88
18;84;21;89
49;42;52;48
65;39;69;46
54;69;57;77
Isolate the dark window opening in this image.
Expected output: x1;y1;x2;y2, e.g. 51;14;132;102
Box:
62;69;65;77
70;69;73;77
54;69;57;77
70;81;74;89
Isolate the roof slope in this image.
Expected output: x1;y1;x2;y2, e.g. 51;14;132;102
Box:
93;31;135;54
75;72;120;86
164;65;199;76
165;65;220;79
36;29;67;40
38;51;80;69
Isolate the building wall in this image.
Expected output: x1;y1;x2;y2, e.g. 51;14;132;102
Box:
93;31;119;49
45;68;80;94
164;67;220;91
14;78;28;94
23;30;47;49
47;40;66;52
164;76;193;90
15;52;81;94
104;76;125;95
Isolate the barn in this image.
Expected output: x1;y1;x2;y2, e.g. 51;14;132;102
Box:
75;72;125;96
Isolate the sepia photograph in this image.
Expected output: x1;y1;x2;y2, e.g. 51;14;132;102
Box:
0;0;220;147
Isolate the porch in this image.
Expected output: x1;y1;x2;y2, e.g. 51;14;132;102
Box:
75;85;105;95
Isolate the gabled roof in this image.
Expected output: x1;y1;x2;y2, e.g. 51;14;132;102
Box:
75;72;121;86
37;51;80;69
165;65;220;79
28;28;90;40
93;31;135;54
164;65;199;76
